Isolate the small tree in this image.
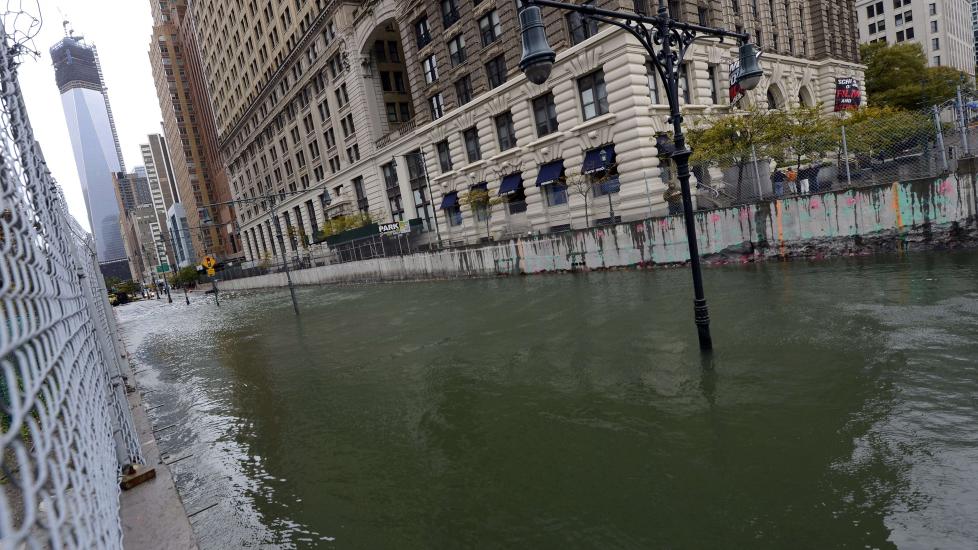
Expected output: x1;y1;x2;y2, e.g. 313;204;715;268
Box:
460;187;504;239
689;108;778;200
170;266;199;288
766;106;840;170
843;106;935;161
116;280;140;295
563;167;618;228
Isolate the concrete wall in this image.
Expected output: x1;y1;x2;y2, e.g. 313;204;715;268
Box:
218;176;978;291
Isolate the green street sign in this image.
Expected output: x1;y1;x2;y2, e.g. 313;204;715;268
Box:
156;264;171;273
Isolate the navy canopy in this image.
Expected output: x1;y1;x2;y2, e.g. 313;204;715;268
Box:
535;160;565;186
439;191;459;210
600;175;621;194
498;173;523;195
582;144;616;174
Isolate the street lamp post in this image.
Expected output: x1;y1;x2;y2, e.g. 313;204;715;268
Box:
518;0;763;351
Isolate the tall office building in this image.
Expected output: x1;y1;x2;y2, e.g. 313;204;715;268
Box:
856;0;975;75
187;0;864;262
112;169;157;283
141;133;180;271
972;0;978;65
148;0;240;265
49;31;130;275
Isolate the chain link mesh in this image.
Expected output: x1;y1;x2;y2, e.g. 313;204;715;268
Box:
687;100;976;208
1;27;142;548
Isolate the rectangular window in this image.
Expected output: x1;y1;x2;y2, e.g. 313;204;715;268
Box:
388;41;400;62
566;12;598;45
904;10;912;23
532;92;558;137
441;0;460;27
545;182;568;206
495;111;516;150
930;20;937;32
423;54;439;84
895;13;903;26
929;2;936;15
868;22;877;34
386;102;398;122
437;139;453;172
329;155;341;173
306;200;319;235
415;16;432;48
707;64;719;104
486;55;507;89
373;40;386;63
383;163;404;221
905;26;914;39
463;127;481;162
866;5;874;17
309;140;320;159
679;63;691;103
448;34;466;66
578;70;609;120
400;102;411;121
896;30;904;42
394;72;405;92
933;55;940;66
352;176;368;213
429;93;445;120
324;128;336;148
646;63;661;104
318;100;330;121
932;37;939;50
479;10;502;46
381;71;392;91
447;201;463;226
455;75;473;105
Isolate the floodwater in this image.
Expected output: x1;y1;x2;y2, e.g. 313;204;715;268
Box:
117;252;978;549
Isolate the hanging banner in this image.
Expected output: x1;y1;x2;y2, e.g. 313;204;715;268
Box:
834;77;861;111
728;59;745;105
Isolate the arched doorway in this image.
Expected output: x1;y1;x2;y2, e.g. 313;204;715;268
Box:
798;85;815;108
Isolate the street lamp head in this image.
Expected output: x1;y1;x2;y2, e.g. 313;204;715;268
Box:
518;6;555;85
736;41;763;91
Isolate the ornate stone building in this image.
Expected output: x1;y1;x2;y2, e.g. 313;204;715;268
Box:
185;0;864;262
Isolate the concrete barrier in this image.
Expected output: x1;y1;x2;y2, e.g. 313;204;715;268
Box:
219;176;978;291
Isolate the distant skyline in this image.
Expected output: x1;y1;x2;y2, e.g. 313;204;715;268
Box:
19;0;163;232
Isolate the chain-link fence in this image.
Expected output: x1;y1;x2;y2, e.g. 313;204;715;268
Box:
687;97;978;208
1;28;143;548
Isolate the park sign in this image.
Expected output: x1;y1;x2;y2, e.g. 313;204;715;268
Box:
378;220;411;235
156;263;170;273
834;77;861;112
728;58;745;105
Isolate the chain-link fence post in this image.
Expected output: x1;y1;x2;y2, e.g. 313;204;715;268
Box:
840;124;852;187
934;105;949;172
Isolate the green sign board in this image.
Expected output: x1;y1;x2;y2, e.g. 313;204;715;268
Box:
156;264;171;273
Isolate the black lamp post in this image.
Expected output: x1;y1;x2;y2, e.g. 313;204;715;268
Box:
519;0;763;351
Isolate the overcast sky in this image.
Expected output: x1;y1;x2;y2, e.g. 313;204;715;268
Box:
18;0;163;231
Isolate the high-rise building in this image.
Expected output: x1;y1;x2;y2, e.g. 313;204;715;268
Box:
112;169;156;282
141;133;180;272
188;0;864;263
972;0;978;65
49;31;130;275
856;0;975;75
148;0;241;266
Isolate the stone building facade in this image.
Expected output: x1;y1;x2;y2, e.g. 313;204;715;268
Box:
149;0;241;265
187;0;864;264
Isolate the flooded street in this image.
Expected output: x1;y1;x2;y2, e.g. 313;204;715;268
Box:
117;252;978;549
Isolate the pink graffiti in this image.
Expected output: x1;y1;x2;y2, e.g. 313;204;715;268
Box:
845;196;857;206
939;180;953;195
810;198;821;209
739;208;751;220
596;230;604;238
659;219;670;228
710;213;721;223
635;224;644;233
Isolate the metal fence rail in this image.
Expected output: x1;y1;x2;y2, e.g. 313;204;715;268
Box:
0;28;142;549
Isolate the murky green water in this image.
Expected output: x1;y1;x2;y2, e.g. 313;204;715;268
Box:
118;252;978;549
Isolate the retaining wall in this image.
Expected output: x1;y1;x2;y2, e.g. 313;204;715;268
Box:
219;176;978;291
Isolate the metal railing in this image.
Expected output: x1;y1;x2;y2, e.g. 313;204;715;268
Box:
1;28;143;548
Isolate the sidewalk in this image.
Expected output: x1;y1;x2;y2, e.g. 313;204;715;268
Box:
119;344;197;549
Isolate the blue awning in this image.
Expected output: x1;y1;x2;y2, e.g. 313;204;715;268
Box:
600;175;621;194
535;160;565;186
439;191;459;210
582;144;616;174
498;173;523;195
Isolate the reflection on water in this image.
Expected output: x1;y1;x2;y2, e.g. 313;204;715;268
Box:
118;251;978;549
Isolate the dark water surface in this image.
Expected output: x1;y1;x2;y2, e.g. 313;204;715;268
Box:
118;252;978;549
